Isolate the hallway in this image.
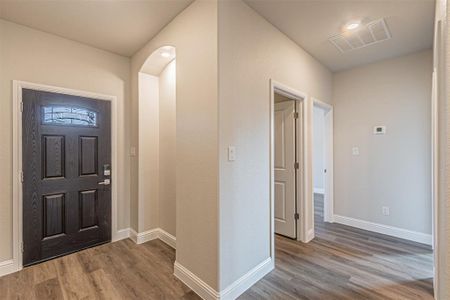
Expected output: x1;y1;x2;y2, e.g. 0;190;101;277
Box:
240;194;434;299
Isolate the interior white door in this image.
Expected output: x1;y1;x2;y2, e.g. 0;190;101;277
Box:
274;100;297;238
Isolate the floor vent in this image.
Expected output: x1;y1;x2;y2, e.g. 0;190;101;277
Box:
329;18;391;53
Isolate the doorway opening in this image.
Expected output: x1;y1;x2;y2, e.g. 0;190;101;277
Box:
270;80;309;259
312;100;333;233
273;93;300;239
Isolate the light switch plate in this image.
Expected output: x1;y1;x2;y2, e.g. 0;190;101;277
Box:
228;146;236;161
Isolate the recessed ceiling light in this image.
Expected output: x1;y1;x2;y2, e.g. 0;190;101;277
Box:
160;51;171;58
345;21;360;31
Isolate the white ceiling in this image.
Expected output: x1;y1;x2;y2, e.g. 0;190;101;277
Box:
244;0;435;71
0;0;193;57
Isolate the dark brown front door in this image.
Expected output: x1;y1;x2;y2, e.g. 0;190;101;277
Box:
22;89;111;266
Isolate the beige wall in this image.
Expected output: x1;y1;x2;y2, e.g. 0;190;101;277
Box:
131;0;219;289
333;50;433;234
159;60;177;236
218;0;332;290
0;19;131;262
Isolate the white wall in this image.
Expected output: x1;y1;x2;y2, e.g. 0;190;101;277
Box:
313;107;325;193
159;60;176;236
137;61;176;236
138;72;160;231
218;0;332;290
0;19;131;262
434;0;449;298
131;0;219;290
333;50;433;235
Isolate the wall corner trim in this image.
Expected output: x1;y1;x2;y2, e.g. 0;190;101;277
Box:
174;258;274;300
129;228;159;244
127;228;176;249
333;215;432;245
305;229;315;243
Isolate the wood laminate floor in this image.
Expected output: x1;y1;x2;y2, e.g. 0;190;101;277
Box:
239;194;434;300
0;238;200;300
0;194;433;299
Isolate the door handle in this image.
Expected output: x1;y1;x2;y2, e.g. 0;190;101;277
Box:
98;179;111;185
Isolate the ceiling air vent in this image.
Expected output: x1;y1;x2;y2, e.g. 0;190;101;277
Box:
329;18;391;53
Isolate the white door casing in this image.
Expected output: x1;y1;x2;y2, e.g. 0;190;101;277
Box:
274;100;297;238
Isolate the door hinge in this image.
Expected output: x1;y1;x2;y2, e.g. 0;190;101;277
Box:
294;112;299;119
294;162;300;170
20;102;23;112
20;171;24;183
294;213;300;220
20;242;24;253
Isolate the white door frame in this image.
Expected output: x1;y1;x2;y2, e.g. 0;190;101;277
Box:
12;80;118;273
312;99;334;223
270;79;311;255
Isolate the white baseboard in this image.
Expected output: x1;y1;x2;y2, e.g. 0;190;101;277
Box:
112;228;131;242
314;188;325;194
333;215;432;245
129;228;159;244
158;229;176;249
220;258;273;300
174;258;273;300
0;260;16;277
127;228;176;249
174;261;219;300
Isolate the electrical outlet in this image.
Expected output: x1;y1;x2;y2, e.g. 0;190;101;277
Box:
228;146;236;161
352;147;360;156
382;206;390;216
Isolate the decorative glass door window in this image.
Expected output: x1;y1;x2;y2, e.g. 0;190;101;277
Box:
42;106;97;127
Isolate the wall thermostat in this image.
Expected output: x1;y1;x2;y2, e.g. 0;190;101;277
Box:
373;126;386;135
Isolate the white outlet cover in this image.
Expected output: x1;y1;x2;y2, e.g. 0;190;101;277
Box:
228;146;236;161
352;147;360;156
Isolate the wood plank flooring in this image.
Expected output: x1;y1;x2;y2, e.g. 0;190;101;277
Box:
0;238;200;300
0;193;433;299
239;194;434;300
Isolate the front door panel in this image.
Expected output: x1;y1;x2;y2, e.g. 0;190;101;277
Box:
22;89;111;266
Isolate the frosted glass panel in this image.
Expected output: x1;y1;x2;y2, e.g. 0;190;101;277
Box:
42;106;97;127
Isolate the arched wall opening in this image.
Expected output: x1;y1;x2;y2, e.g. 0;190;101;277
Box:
137;46;177;243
